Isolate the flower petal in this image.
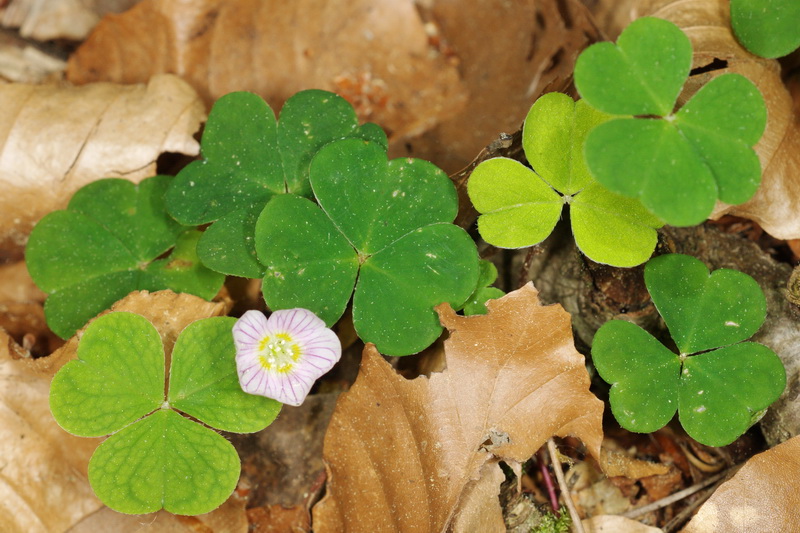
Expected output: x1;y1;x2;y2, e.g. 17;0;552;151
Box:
232;308;342;406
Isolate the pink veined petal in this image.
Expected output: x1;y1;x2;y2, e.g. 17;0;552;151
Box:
233;308;342;406
232;310;270;349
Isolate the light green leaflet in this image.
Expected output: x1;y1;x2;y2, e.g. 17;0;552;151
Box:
26;176;224;339
50;313;281;515
592;254;785;446
256;138;479;356
165;90;387;278
575;17;767;226
467;92;663;267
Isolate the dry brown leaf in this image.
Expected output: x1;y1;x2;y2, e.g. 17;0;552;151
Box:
615;0;800;239
0;0;140;40
682;435;800;532
0;73;205;254
66;0;466;141
0;330;101;533
313;283;604;532
0;289;236;532
395;0;602;173
583;515;662;532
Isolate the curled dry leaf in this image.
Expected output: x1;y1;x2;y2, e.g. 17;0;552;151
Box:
313;283;604;532
627;0;800;239
0;289;234;533
682;435;800;532
66;0;466;141
0;73;204;254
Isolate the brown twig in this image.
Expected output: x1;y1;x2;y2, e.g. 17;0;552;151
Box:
547;438;585;533
621;468;732;520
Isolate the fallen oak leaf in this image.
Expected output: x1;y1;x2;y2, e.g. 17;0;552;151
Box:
0;74;205;253
313;283;604;532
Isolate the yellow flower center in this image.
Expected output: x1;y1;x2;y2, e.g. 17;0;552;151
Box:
258;333;301;374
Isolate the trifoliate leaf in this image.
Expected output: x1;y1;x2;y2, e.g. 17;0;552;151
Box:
731;0;800;58
576;17;767;226
467;92;661;267
165;90;386;278
26;176;224;339
592;254;785;446
49;311;279;515
257;139;478;356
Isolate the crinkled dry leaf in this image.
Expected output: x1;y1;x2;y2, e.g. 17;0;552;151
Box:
0;0;139;40
627;0;800;239
682;435;800;532
396;0;601;173
313;283;603;532
66;0;466;141
0;74;204;253
0;289;235;533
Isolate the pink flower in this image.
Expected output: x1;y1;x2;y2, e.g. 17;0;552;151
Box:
232;309;341;406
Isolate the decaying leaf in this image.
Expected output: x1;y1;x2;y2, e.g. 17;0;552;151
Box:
0;290;235;533
622;0;800;239
66;0;466;142
682;435;800;532
396;0;602;173
0;74;205;254
0;0;139;40
313;283;604;532
0;330;101;533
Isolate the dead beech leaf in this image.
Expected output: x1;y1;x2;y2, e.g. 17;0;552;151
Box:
395;0;602;173
0;73;205;253
0;329;102;533
0;0;140;40
66;0;467;141
627;0;800;239
313;283;604;532
682;435;800;532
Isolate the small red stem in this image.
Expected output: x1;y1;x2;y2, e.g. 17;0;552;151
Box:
537;448;560;515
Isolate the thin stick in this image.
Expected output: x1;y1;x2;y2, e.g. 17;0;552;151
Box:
622;468;731;519
662;482;718;533
547;438;585;533
538;447;560;513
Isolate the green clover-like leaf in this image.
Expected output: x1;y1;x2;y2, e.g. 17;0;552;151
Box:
592;254;786;446
26;176;224;339
467;92;662;267
731;0;800;59
49;312;279;515
256;139;479;356
460;260;505;316
165;90;386;278
574;17;691;116
576;17;767;226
